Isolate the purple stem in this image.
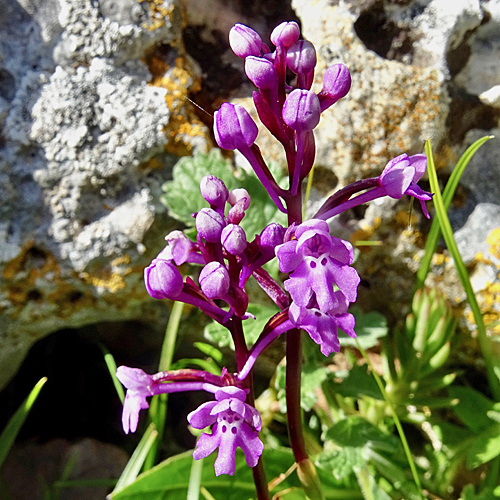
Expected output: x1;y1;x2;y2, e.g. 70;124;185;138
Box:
238;318;294;380
316;186;385;220
240;144;287;213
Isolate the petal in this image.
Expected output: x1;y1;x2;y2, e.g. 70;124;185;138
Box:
381;166;415;199
235;422;264;468
408;154;427;182
116;366;153;394
122;391;149;434
187;401;218;429
193;428;221;460
276;240;301;273
214;426;238;476
215;386;247;401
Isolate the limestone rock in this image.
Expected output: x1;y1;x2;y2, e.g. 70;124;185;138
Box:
0;0;210;389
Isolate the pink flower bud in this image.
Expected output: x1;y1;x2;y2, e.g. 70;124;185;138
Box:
282;89;321;132
270;21;300;48
199;262;230;299
229;24;262;58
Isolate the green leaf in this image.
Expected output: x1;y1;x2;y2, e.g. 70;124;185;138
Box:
425;139;500;401
448;386;495;432
323;418;398;453
100;343;125;404
316;447;366;480
193;342;224;364
335;364;384;401
340;307;388;350
460;484;497;500
466;422;500;469
204;303;280;350
113;423;158;493
0;377;47;469
416;135;493;289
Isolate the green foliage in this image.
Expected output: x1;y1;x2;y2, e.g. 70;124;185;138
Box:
161;149;287;239
341;308;388;350
0;377;47;470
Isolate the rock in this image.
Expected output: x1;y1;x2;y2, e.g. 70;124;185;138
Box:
0;0;211;389
1;438;128;500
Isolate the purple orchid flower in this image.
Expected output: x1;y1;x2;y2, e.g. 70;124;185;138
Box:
188;386;264;476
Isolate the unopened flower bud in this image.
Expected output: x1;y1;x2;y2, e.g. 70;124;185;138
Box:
199;261;230;299
144;259;184;300
318;63;351;111
200;175;229;210
282;89;321;132
228;188;251;210
270;21;300;48
260;223;285;256
287;40;317;75
229;24;263;58
196;208;226;243
214;103;258;151
245;56;278;90
221;224;247;255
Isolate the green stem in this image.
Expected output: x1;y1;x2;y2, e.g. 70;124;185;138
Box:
144;300;184;470
356;341;423;498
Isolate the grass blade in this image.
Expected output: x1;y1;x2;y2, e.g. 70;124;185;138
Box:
112;423;158;494
100;343;125;404
0;377;47;469
424;139;499;401
416;135;493;289
144;300;185;470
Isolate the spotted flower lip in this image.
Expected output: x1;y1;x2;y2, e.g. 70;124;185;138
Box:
188;386;264;476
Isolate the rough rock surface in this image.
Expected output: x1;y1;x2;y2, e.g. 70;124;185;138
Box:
0;0;210;389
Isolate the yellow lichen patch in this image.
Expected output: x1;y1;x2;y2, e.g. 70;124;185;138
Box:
467;282;500;335
80;270;130;294
3;241;60;283
487;227;500;260
394;209;417;228
148;56;210;156
431;253;450;266
138;0;174;31
80;255;133;293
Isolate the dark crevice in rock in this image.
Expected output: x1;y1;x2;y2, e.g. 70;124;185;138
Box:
446;84;500;144
181;0;299;126
353;1;415;63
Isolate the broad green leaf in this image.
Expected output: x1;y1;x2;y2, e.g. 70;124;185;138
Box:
0;377;47;469
323;418;398;453
448;386;495;432
466;422;500;469
316;447;366;480
204;303;280;350
340;307;388;350
335;364;384;401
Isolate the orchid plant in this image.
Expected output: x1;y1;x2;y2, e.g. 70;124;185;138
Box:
116;21;432;499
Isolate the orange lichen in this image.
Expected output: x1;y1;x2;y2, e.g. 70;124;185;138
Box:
138;0;174;31
147;54;210;156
